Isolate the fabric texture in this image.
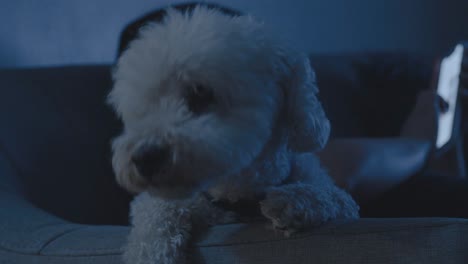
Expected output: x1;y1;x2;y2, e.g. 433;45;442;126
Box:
1;215;467;264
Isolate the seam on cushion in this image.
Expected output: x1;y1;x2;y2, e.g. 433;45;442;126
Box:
0;225;123;257
0;196;71;252
0;247;121;257
9;222;76;250
40;250;124;257
38;226;126;256
0;224;83;253
0;222;465;256
38;226;87;254
197;222;468;248
40;249;124;257
32;221;72;231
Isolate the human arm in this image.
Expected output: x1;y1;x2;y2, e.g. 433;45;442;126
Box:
318;138;431;205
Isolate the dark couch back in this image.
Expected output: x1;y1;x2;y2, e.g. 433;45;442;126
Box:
0;54;431;225
0;66;131;225
311;53;432;138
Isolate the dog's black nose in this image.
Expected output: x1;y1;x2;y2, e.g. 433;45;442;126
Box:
131;144;171;181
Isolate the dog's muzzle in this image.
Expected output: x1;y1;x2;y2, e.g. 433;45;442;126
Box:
131;143;172;182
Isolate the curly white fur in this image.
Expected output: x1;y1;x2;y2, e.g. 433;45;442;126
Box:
109;5;359;264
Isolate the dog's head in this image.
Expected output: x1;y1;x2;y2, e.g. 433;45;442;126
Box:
108;6;330;198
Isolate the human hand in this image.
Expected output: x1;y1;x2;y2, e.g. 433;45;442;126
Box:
400;61;449;141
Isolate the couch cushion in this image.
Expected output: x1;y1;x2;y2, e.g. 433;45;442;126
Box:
1;218;466;264
0;66;131;225
196;218;468;264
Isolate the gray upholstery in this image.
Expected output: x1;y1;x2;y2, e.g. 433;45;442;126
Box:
1;199;467;264
1;55;467;264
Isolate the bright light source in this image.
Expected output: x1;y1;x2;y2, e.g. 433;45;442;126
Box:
436;44;464;149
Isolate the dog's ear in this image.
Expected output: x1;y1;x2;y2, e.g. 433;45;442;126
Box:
282;54;330;152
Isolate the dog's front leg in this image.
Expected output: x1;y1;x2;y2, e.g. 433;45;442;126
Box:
260;154;359;236
123;192;231;264
123;192;192;264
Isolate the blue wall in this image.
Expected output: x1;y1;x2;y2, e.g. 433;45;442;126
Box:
1;0;468;67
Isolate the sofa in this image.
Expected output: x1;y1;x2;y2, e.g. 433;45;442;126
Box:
1;54;467;264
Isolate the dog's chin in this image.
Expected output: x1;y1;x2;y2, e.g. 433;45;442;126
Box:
146;184;198;200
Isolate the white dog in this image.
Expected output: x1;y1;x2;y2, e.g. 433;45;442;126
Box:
109;4;359;264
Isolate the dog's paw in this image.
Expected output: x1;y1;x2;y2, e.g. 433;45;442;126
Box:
260;183;359;236
260;194;301;236
123;238;187;264
123;193;193;264
123;228;187;264
123;217;190;264
260;185;318;236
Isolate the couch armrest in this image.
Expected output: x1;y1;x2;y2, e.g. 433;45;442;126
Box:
2;189;467;264
195;218;468;264
0;147;127;261
0;190;127;263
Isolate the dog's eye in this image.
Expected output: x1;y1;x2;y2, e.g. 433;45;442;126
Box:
186;84;215;114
